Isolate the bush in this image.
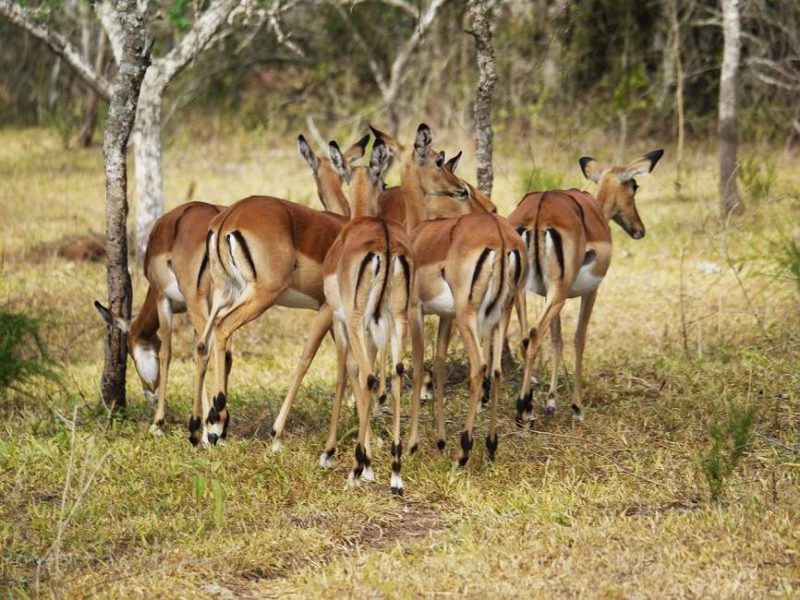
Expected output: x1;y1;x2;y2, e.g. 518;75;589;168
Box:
776;238;800;294
738;155;776;203
700;401;756;502
520;167;565;194
0;310;56;398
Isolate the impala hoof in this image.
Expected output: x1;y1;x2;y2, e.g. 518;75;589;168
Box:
390;472;404;496
270;439;283;453
347;470;361;488
361;465;376;482
149;422;165;437
319;451;334;469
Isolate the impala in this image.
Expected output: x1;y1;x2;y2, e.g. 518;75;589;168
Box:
94;201;224;438
270;141;492;454
511;150;664;425
195;136;378;445
93;136;361;444
372;123;527;467
320;138;415;493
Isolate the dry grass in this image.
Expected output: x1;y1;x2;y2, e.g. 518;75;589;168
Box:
1;126;799;598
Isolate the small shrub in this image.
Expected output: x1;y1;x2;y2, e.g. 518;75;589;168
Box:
0;311;56;398
738;155;776;202
700;402;756;502
775;237;800;294
520;167;565;194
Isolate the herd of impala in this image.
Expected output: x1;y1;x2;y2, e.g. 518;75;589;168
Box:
95;123;663;495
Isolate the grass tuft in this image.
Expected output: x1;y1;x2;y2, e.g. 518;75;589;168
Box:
0;310;56;398
700;401;757;502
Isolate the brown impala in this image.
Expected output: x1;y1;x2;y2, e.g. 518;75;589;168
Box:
511;150;664;425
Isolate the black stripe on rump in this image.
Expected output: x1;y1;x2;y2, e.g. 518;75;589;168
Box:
355;251;377;308
397;254;411;305
546;228;565;280
511;249;522;286
469;248;493;302
197;230;212;289
374;221;391;323
229;230;257;279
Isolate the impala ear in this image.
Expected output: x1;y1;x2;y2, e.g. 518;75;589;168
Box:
414;123;433;163
344;134;370;165
368;138;391;184
328;140;351;182
445;150;462;173
94;300;130;333
578;156;602;183
619;149;664;182
369;124;403;156
298;134;320;173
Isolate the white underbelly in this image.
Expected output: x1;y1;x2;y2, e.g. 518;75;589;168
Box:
568;263;603;297
278;288;320;310
422;284;455;316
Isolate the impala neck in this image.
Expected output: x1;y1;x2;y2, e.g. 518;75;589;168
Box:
400;156;426;236
131;284;161;346
593;179;617;221
350;171;380;220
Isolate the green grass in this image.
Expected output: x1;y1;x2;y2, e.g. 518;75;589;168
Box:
1;127;799;597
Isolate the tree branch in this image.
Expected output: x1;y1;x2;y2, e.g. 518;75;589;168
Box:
0;0;112;100
96;0;124;65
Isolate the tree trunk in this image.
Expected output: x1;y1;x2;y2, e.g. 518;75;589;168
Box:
100;0;150;411
718;0;744;215
468;0;497;197
133;74;165;261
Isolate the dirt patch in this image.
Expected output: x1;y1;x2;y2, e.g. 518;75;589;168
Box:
22;232;107;264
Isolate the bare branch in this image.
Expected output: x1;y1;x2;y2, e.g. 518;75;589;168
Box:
0;0;112;100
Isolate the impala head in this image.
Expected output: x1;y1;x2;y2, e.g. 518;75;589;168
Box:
298;133;369;217
330;137;392;218
579;149;664;239
94;301;160;404
444;151;497;214
369;123;468;201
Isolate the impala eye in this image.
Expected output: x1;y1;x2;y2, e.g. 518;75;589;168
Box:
631;179;639;192
435;152;445;169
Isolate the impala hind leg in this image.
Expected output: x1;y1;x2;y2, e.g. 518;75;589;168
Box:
206;287;282;446
485;318;506;461
405;300;424;455
545;315;563;417
455;317;487;468
433;316;453;451
320;335;348;468
516;291;567;426
151;297;173;437
572;290;597;422
271;305;333;451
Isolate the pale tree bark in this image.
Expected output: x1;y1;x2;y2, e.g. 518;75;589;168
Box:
130;0;239;261
332;0;449;134
719;0;744;215
467;0;496;197
101;0;151;411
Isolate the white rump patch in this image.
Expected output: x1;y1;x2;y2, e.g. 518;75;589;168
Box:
133;345;158;386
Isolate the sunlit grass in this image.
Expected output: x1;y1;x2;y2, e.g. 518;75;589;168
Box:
0;127;798;597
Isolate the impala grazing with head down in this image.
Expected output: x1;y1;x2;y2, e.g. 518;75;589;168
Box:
95;201;224;438
511;150;664;425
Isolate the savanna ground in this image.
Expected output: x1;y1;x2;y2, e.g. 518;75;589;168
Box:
1;123;799;598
